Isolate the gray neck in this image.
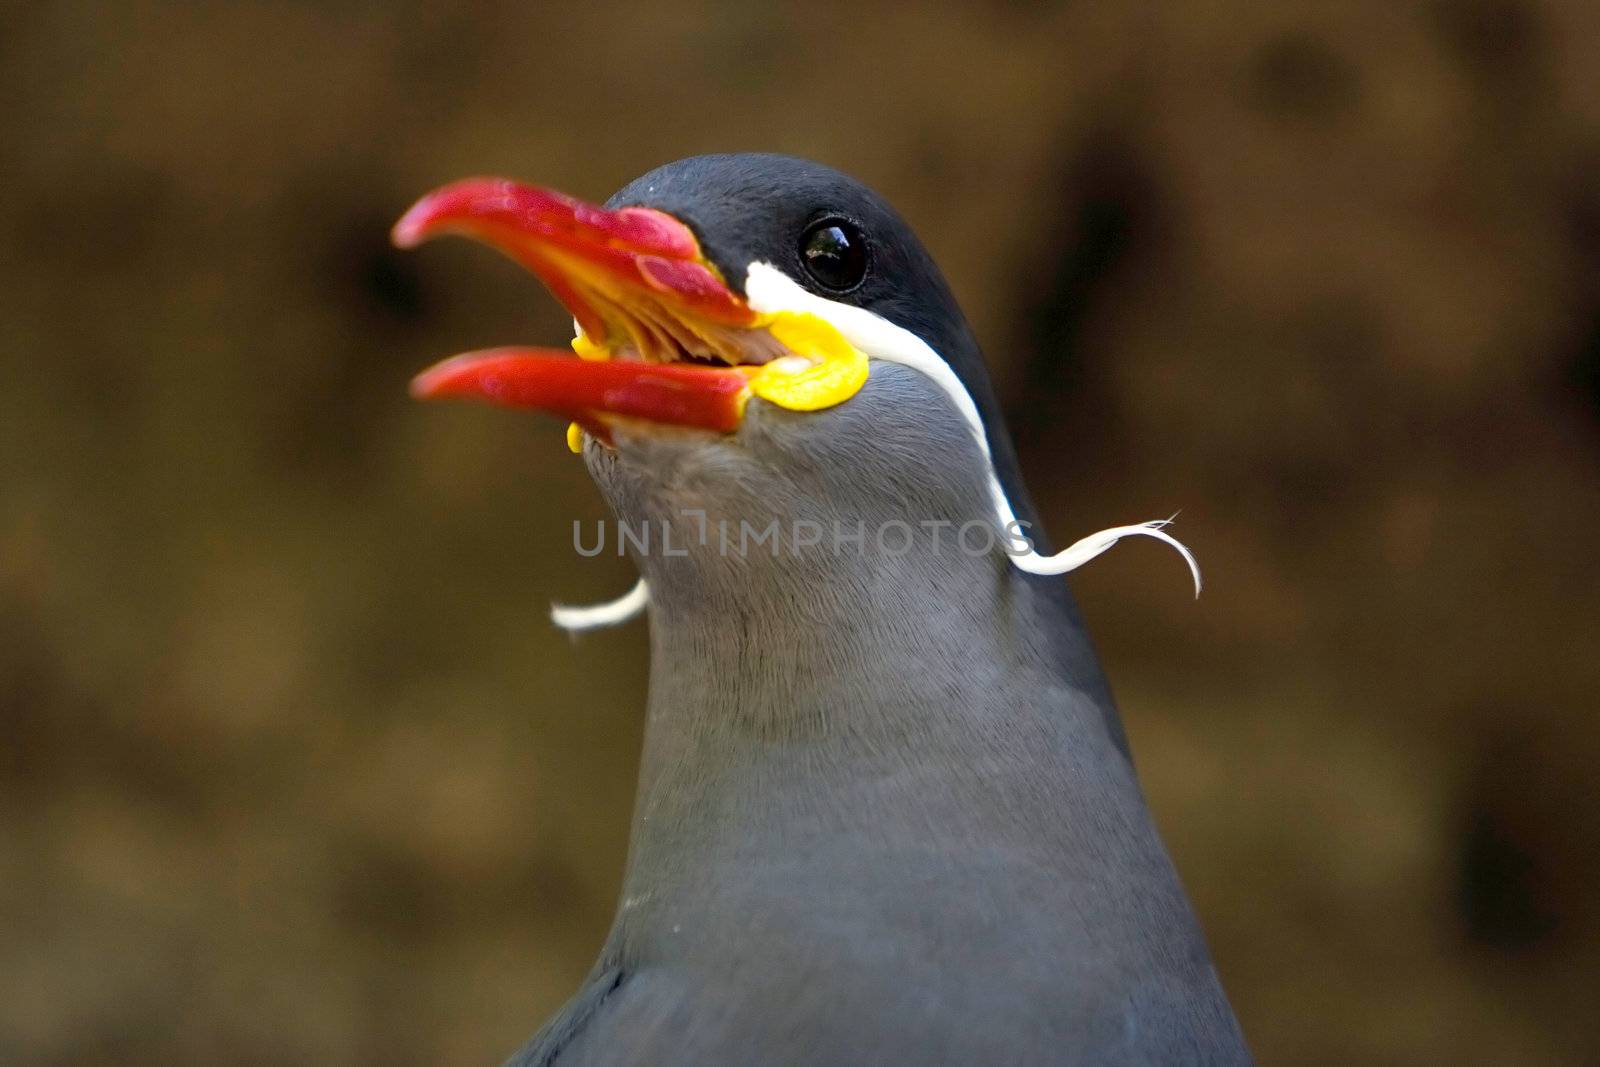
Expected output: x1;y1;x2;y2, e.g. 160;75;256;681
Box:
584;364;1131;951
639;527;1092;746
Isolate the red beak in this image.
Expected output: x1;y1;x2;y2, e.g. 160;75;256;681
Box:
393;177;765;438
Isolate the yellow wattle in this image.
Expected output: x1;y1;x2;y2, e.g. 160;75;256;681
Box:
565;422;584;453
747;312;869;412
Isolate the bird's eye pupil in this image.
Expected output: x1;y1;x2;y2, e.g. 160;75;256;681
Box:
799;219;867;291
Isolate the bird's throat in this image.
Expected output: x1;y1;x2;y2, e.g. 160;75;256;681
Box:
580;365;1134;973
606;535;1130;967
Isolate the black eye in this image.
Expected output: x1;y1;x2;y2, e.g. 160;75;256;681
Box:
799;218;867;291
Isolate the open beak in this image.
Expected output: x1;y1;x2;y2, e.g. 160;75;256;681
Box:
394;177;824;442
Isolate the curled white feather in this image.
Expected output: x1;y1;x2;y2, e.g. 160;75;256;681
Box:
550;577;650;632
1011;517;1202;597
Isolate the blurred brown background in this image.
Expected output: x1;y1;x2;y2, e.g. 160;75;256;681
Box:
4;1;1599;1063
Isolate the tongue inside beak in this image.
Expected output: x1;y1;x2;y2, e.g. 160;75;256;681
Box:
393;177;773;438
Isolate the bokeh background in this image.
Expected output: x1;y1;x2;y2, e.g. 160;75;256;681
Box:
4;1;1599;1063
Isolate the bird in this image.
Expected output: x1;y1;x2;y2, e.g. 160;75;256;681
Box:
394;154;1249;1065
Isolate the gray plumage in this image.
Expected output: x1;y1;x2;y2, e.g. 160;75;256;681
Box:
510;360;1249;1065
